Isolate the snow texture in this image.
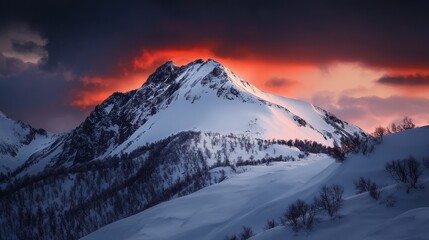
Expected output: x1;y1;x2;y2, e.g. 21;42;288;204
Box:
83;126;429;240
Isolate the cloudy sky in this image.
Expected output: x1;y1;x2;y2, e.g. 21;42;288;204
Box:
1;0;429;133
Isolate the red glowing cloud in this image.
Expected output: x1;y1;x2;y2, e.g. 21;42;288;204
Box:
70;47;309;109
68;47;429;133
70;74;145;109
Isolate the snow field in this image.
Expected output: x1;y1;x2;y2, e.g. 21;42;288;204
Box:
83;127;429;240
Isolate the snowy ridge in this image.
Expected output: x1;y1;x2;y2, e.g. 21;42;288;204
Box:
0;113;54;173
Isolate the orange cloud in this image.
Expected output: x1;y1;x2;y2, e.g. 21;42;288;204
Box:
70;74;145;109
132;48;216;70
68;47;429;133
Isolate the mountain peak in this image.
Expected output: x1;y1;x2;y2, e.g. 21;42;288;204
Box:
143;59;220;87
136;58;268;108
143;61;178;86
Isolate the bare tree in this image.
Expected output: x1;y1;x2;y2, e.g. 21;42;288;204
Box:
314;184;344;218
368;181;382;200
282;199;317;232
372;126;387;143
385;156;422;193
282;200;301;231
354;177;381;200
401;116;416;130
264;219;277;230
388;116;416;133
239;226;253;240
390;122;398;133
354;177;369;194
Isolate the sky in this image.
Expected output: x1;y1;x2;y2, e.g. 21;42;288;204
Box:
1;0;429;133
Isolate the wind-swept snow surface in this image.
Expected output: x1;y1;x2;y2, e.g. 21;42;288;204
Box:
83;126;429;240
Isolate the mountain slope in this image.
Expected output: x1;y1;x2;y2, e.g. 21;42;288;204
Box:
83;126;429;240
15;59;367;174
0;59;373;240
109;59;366;155
0;113;55;173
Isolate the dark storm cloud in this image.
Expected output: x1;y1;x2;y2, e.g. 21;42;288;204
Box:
0;54;29;76
2;0;429;76
11;39;44;54
0;56;86;132
265;77;296;88
377;75;429;86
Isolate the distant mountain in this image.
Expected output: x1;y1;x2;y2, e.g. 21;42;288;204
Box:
0;59;373;240
0;112;54;173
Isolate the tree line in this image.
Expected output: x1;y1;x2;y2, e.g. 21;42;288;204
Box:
373;116;416;141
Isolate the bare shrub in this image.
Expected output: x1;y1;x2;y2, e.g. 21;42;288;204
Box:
264;219;277;230
239;226;253;240
354;177;381;200
224;226;253;240
282;199;317;232
368;182;382;200
385;156;422;193
314;184;344;218
354;177;370;194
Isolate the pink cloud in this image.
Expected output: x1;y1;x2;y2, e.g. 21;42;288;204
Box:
313;94;429;132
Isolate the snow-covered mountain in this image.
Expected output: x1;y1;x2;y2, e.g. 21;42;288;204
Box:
99;59;367;151
3;59;367;176
0;112;55;173
0;59;373;239
83;126;429;240
102;59;363;153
